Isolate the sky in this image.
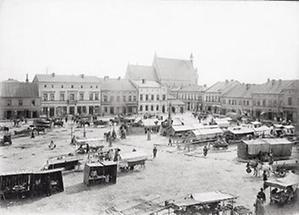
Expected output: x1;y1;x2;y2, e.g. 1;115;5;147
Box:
0;0;298;86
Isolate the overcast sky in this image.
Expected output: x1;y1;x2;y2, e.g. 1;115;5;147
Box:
0;0;298;86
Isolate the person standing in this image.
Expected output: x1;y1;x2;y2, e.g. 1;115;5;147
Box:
254;195;265;215
203;145;208;157
257;188;266;203
153;146;157;158
147;129;152;141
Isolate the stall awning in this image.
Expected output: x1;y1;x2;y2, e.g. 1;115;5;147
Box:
264;173;299;189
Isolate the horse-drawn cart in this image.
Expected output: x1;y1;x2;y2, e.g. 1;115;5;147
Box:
271;159;299;177
119;151;147;172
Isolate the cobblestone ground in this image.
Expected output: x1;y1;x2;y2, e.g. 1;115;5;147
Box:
0;114;298;215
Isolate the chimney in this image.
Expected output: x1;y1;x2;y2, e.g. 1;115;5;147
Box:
26;74;29;82
271;79;275;86
142;79;145;84
203;84;207;88
80;74;84;78
246;84;250;90
104;76;109;81
51;73;55;77
117;76;121;80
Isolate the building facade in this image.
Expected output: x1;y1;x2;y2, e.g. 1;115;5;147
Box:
203;80;240;114
281;80;299;123
33;73;101;117
174;85;206;112
0;80;41;119
131;79;168;114
101;78;138;115
221;84;255;116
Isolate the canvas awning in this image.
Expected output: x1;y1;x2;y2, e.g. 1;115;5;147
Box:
264;173;299;189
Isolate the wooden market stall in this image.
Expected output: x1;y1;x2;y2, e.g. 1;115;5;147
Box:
0;169;64;200
264;173;299;206
191;127;223;144
226;127;255;144
83;161;117;186
237;138;293;160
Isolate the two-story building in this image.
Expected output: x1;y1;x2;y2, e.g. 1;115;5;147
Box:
33;73;101;117
0;79;41;119
203;80;240;114
173;85;206;112
131;79;168;114
221;84;256;116
100;77;138;115
281;80;299;123
251;79;297;121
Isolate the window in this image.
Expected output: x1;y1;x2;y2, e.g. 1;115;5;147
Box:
157;95;159;101
133;96;136;101
32;100;35;106
79;92;84;101
140;105;143;111
288;97;292;106
90;85;93;88
96;85;98;89
43;93;48;101
95;93;99;101
44;84;47;88
228;100;231;105
81;85;83;88
103;95;108;102
162;94;166;100
151;105;154;111
110;96;114;102
71;85;74;88
247;101;249;106
18;99;23;106
257;101;260;106
89;93;93;101
156;105;159;111
146;94;149;101
104;107;108;113
140;94;143;101
128;95;132;102
50;93;54;101
145;105;148;111
61;85;64;88
151;94;154;101
116;96;120;102
262;100;266;107
70;93;75;101
60;93;65;101
273;100;277;106
51;85;54;88
7;99;11;106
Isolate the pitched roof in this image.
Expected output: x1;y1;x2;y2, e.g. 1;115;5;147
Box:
0;81;39;98
101;79;137;91
125;65;157;81
205;80;240;94
33;74;101;83
179;85;206;92
253;80;298;94
222;84;258;98
153;56;197;82
131;80;162;88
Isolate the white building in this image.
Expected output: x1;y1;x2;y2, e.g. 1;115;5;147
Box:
131;79;168;114
33;73;101;117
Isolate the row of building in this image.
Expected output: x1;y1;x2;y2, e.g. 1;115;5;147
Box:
0;54;298;124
